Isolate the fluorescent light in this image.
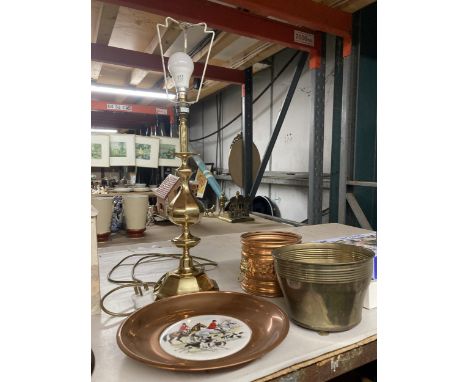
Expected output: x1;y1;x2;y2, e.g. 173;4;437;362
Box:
91;84;175;100
91;128;118;133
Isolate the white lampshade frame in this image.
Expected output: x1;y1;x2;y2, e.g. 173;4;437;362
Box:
156;17;215;104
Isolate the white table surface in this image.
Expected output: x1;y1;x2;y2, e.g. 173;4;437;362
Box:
92;223;376;382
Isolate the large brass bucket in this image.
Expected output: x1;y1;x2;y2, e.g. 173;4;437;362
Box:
240;231;302;297
273;243;375;332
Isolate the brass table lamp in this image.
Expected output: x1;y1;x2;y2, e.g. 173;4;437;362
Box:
155;18;218;299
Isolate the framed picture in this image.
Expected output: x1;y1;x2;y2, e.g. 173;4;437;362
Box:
91;134;110;167
109;134;136;166
135;136;160;168
158;137;181;167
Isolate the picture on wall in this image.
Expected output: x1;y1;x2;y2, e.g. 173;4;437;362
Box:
136;144;150;159
110;142;127;157
91;134;110;167
109;134;136;166
92;144;102;159
135;136;160;168
158;137;181;167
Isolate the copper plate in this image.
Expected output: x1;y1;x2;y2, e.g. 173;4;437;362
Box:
117;291;289;371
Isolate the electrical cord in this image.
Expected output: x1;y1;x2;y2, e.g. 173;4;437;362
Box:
100;284;148;317
107;253;176;284
100;252;218;317
107;252;217;284
189;50;300;142
131;254;169;285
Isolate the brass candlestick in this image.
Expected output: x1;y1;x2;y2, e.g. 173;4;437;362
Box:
156;91;218;299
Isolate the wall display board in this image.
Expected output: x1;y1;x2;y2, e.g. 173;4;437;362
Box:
91;134;110;167
135;136;160;168
109;134;136;166
158;137;181;167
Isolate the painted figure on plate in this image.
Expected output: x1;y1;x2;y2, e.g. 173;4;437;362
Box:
207;320;218;330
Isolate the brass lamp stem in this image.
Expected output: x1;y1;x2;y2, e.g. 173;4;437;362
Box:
178;92;189;153
156;91;218;299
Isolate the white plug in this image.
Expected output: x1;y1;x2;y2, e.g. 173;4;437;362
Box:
131;286;155;309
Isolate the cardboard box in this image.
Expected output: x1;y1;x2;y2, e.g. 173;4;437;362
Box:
363;279;377;309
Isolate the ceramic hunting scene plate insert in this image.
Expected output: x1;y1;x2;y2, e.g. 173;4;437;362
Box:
160;314;252;361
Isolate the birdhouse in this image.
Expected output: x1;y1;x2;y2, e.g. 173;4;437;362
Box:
153;174;181;219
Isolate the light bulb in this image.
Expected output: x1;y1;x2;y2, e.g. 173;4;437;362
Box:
168;52;194;91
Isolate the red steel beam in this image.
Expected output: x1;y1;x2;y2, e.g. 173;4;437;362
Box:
91;100;168;115
92;110;160;129
220;0;353;56
91;43;245;84
219;0;352;36
91;101;175;125
222;0;353;56
99;0;320;52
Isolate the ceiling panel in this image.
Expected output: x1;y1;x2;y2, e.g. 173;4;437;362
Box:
108;7;166;52
91;1;102;43
96;64;132;86
164;25;213;58
136;72;165;89
214;36;258;62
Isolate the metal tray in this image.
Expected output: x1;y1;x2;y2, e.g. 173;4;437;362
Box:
117;291;289;371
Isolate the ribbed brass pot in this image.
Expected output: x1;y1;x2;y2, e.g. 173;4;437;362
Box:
272;243;375;332
240;231;302;297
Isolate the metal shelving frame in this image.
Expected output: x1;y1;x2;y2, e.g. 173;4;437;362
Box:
96;0;375;228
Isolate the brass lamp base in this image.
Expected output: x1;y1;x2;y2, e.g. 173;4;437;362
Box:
156;269;219;300
218;214;254;223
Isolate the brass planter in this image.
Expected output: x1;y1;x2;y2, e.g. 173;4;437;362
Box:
273;243;375;332
240;231;302;297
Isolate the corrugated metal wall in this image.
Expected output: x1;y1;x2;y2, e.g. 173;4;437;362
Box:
190;40;337;223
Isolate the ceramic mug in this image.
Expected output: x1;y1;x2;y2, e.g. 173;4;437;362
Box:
123;194;149;238
91;196;114;242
